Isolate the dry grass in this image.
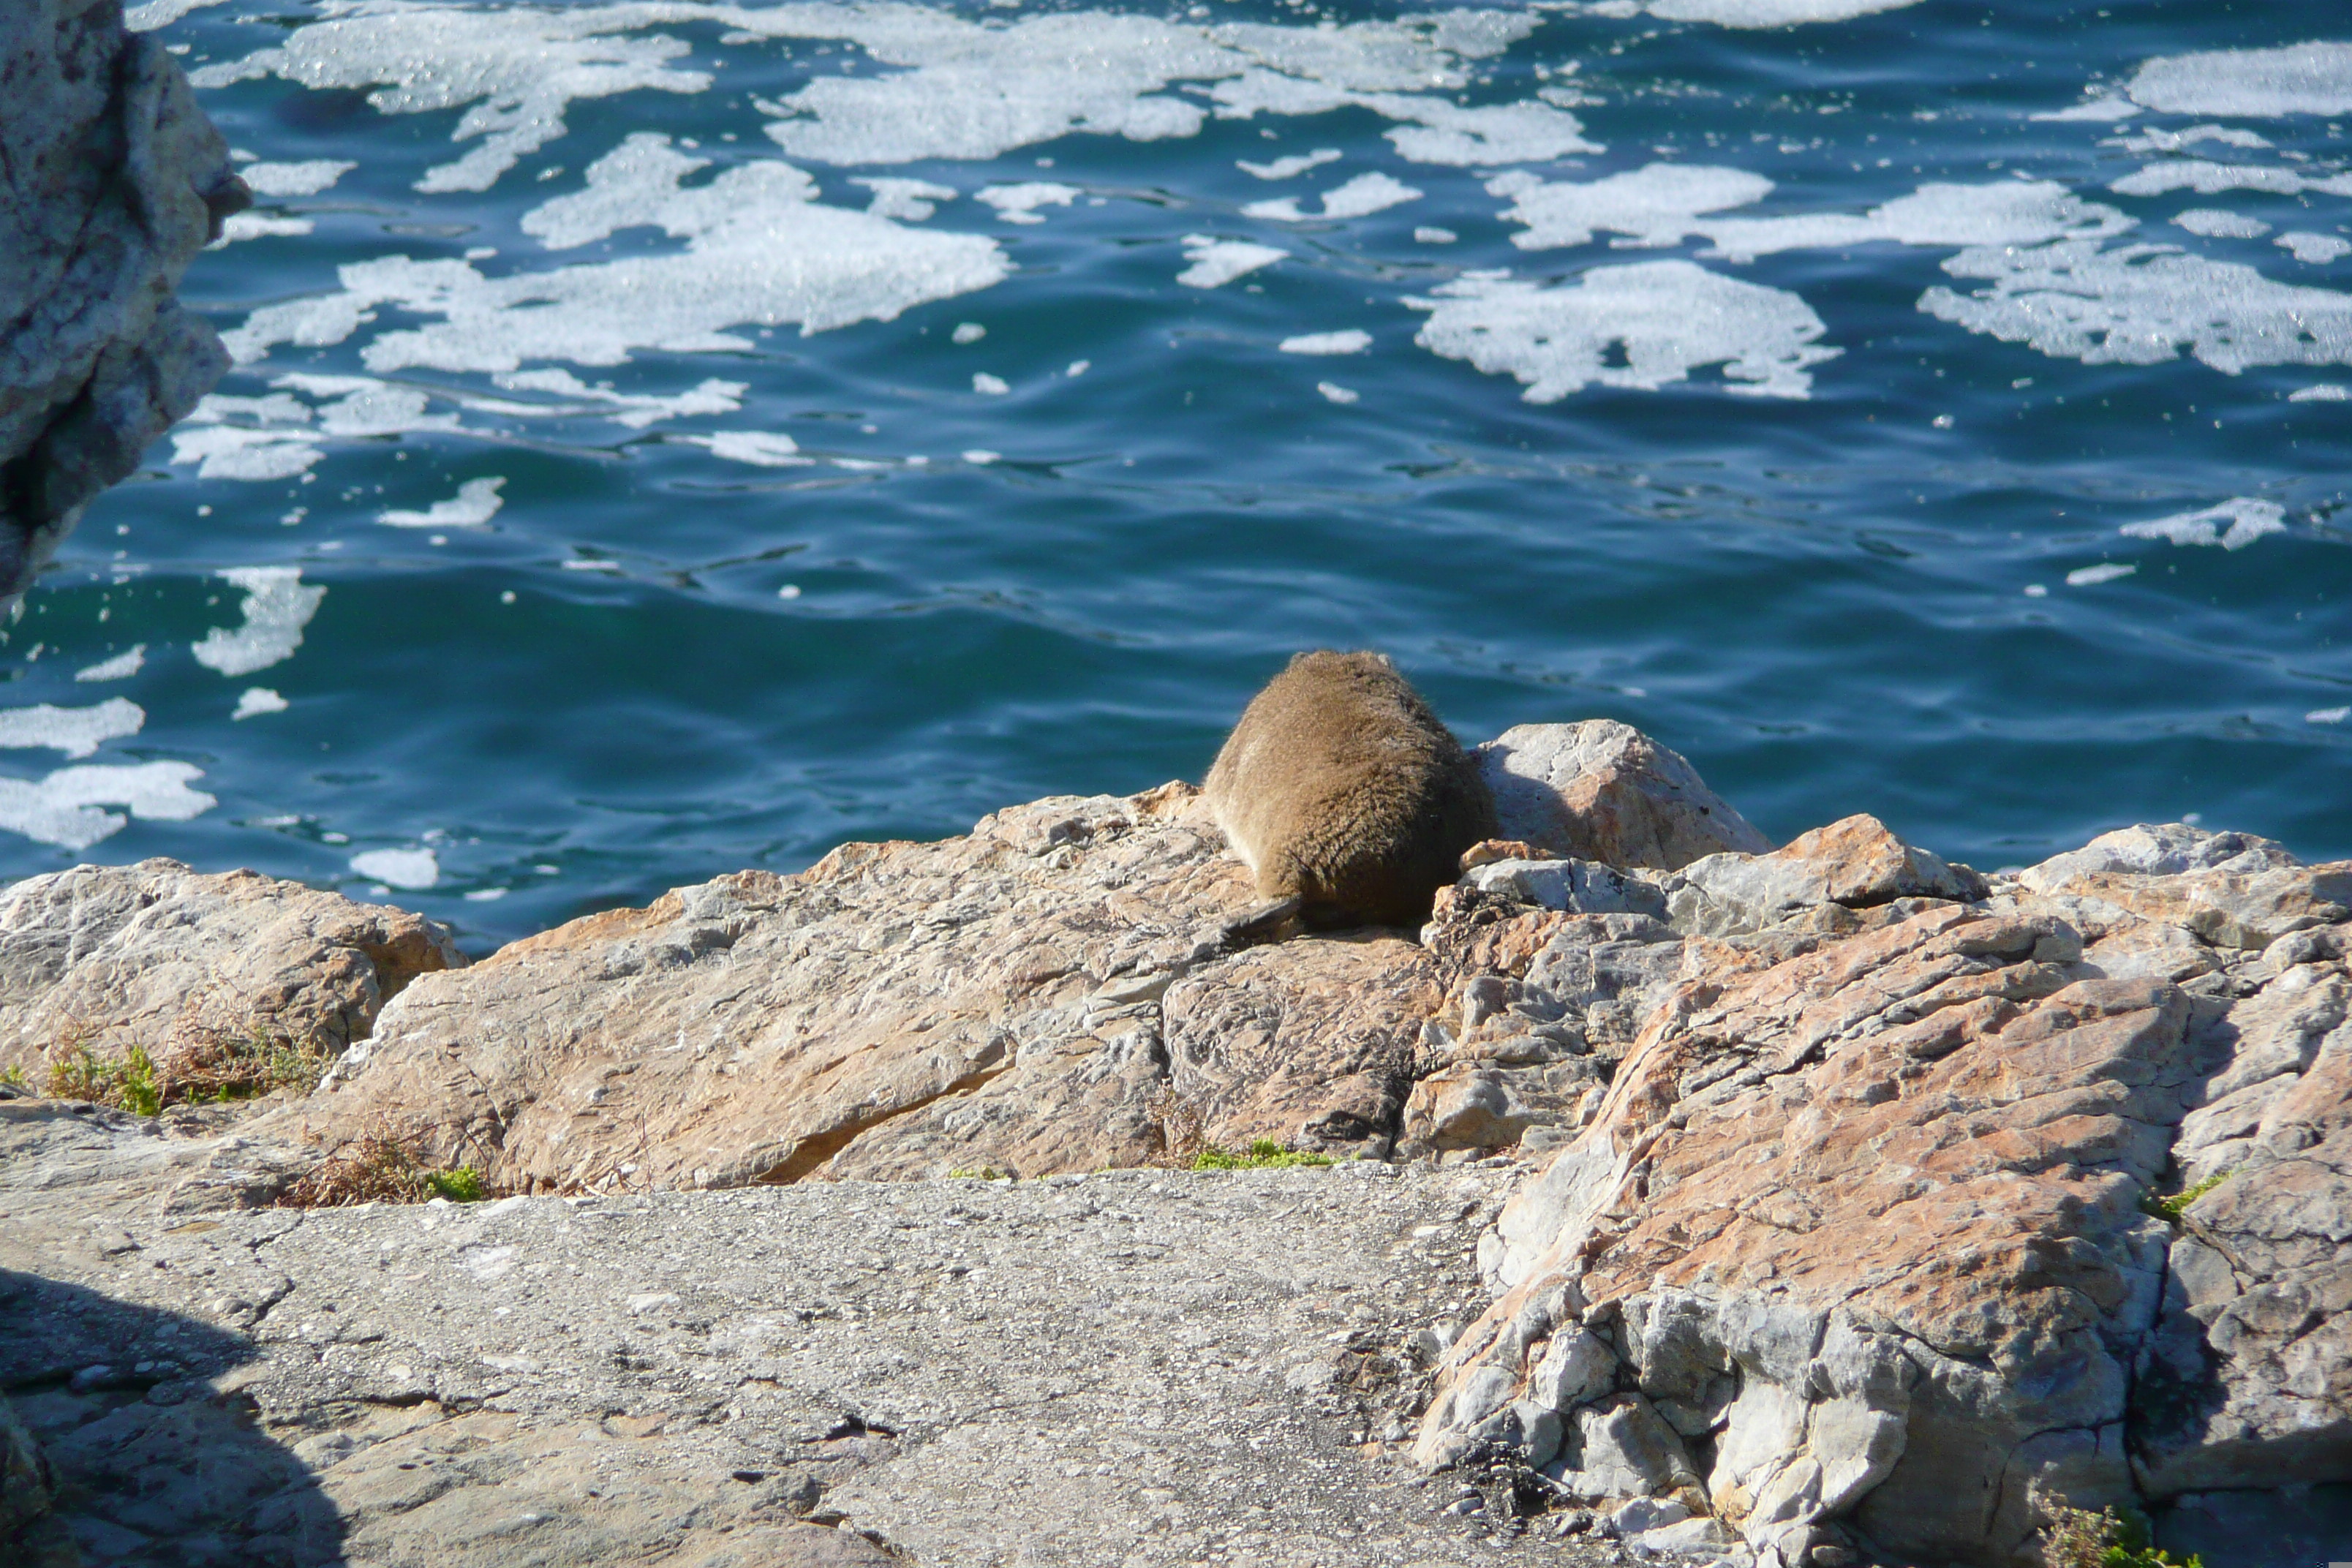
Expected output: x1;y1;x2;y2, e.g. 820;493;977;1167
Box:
39;1016;338;1117
1146;1088;1207;1169
276;1125;491;1208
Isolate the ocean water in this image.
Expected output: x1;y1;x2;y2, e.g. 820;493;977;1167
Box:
23;0;2350;949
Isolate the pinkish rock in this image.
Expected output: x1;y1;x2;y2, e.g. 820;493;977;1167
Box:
1479;722;1770;871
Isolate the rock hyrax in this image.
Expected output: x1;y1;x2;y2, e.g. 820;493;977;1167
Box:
1205;650;1496;930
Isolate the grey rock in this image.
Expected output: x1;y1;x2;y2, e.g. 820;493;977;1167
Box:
1;0;246;602
1479;723;1771;872
1465;859;1669;919
2019;822;2302;895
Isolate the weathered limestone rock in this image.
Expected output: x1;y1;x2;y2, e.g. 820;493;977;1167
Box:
1480;723;1771;871
0;859;462;1088
290;786;1414;1188
1;0;246;600
1411;823;2352;1567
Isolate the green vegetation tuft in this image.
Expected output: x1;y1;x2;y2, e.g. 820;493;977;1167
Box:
1;1063;29;1092
945;1166;1015;1181
424;1166;488;1202
1191;1138;1334;1171
48;1041;162;1116
2045;1505;2202;1568
2142;1171;2229;1225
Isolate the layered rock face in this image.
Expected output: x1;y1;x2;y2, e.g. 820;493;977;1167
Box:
0;0;246;600
1410;818;2351;1566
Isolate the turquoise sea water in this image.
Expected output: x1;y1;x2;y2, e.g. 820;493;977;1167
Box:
21;0;2351;948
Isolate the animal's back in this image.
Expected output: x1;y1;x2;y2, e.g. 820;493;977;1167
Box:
1205;650;1494;929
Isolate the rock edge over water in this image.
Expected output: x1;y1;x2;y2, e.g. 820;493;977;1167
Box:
1;722;2345;1567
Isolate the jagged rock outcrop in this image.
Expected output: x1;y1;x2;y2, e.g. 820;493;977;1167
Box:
1;0;246;601
0;859;464;1085
1480;721;1772;870
1409;818;2352;1567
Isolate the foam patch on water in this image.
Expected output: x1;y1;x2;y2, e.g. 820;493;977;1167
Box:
1238;148;1341;180
976;182;1081;224
2310;706;2352;724
2121;498;2288;551
1488;163;1774;249
127;0;233;28
2110;160;2352;197
352;846;440;889
1177;235;1286;288
679;431;811;467
972;373;1010;395
192;568;327;678
2032;97;2142;124
193;4;711;193
232;688;290;720
1244;171;1421;222
168;425;325;480
491;369;744;428
2126;42;2352;119
75;647;146;684
1923;241;2352;374
2174;208;2272;239
0;699;145;760
2278;232;2352;265
1316;381;1360;404
2109;124;2272;154
2065;563;2137;587
855;178;957;221
382;477;505;528
2291;383;2351;401
1281;330;1372;355
227;135;1009;373
1642;0;1924;26
240;160;358;198
1409;261;1839;401
0;763;216;851
216;214;316;246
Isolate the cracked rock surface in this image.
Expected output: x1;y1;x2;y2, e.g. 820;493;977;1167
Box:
1;0;246;600
1;1101;1625;1567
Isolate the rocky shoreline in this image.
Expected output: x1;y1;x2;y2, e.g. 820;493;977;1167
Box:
1;716;2346;1567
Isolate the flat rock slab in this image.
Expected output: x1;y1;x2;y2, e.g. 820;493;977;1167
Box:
1;1104;1625;1567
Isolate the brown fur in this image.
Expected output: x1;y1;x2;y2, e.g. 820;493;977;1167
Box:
1204;650;1497;930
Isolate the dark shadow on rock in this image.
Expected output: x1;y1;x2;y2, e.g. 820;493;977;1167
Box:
2157;1482;2352;1567
0;1268;344;1567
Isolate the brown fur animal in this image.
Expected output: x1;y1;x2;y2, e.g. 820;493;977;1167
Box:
1205;650;1496;931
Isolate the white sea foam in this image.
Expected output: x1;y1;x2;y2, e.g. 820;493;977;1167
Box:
972;373;1010;395
167;425;324;481
976;182;1081;224
679;431;811;467
0;763;215;852
2174;208;2272;239
193;5;712;193
2277;232;2352;265
1237;148;1341;180
2032;97;2142;124
1416;226;1458;244
215;214;316;245
1281;330;1372;355
381;477;506;528
2291;383;2351;401
2310;706;2352;724
75;647;146;684
227;135;1009;373
1643;0;1923;27
2120;498;2287;551
352;847;440;889
2126;42;2352;119
2065;562;2137;587
192;568;327;677
0;699;145;760
1244;171;1420;222
232;688;290;720
1488;163;1774;249
2110;159;2352;197
1922;241;2352;374
2108;124;2272;154
491;369;744;427
1409;261;1838;402
1177;235;1286;288
127;0;233;29
1316;381;1360;404
854;178;957;221
1700;180;2132;260
239;159;358;197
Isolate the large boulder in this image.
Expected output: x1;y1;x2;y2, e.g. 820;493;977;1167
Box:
0;0;246;601
1479;721;1770;871
0;859;463;1087
1409;824;2352;1566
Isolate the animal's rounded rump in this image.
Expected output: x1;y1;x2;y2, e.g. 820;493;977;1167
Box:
1204;650;1496;930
